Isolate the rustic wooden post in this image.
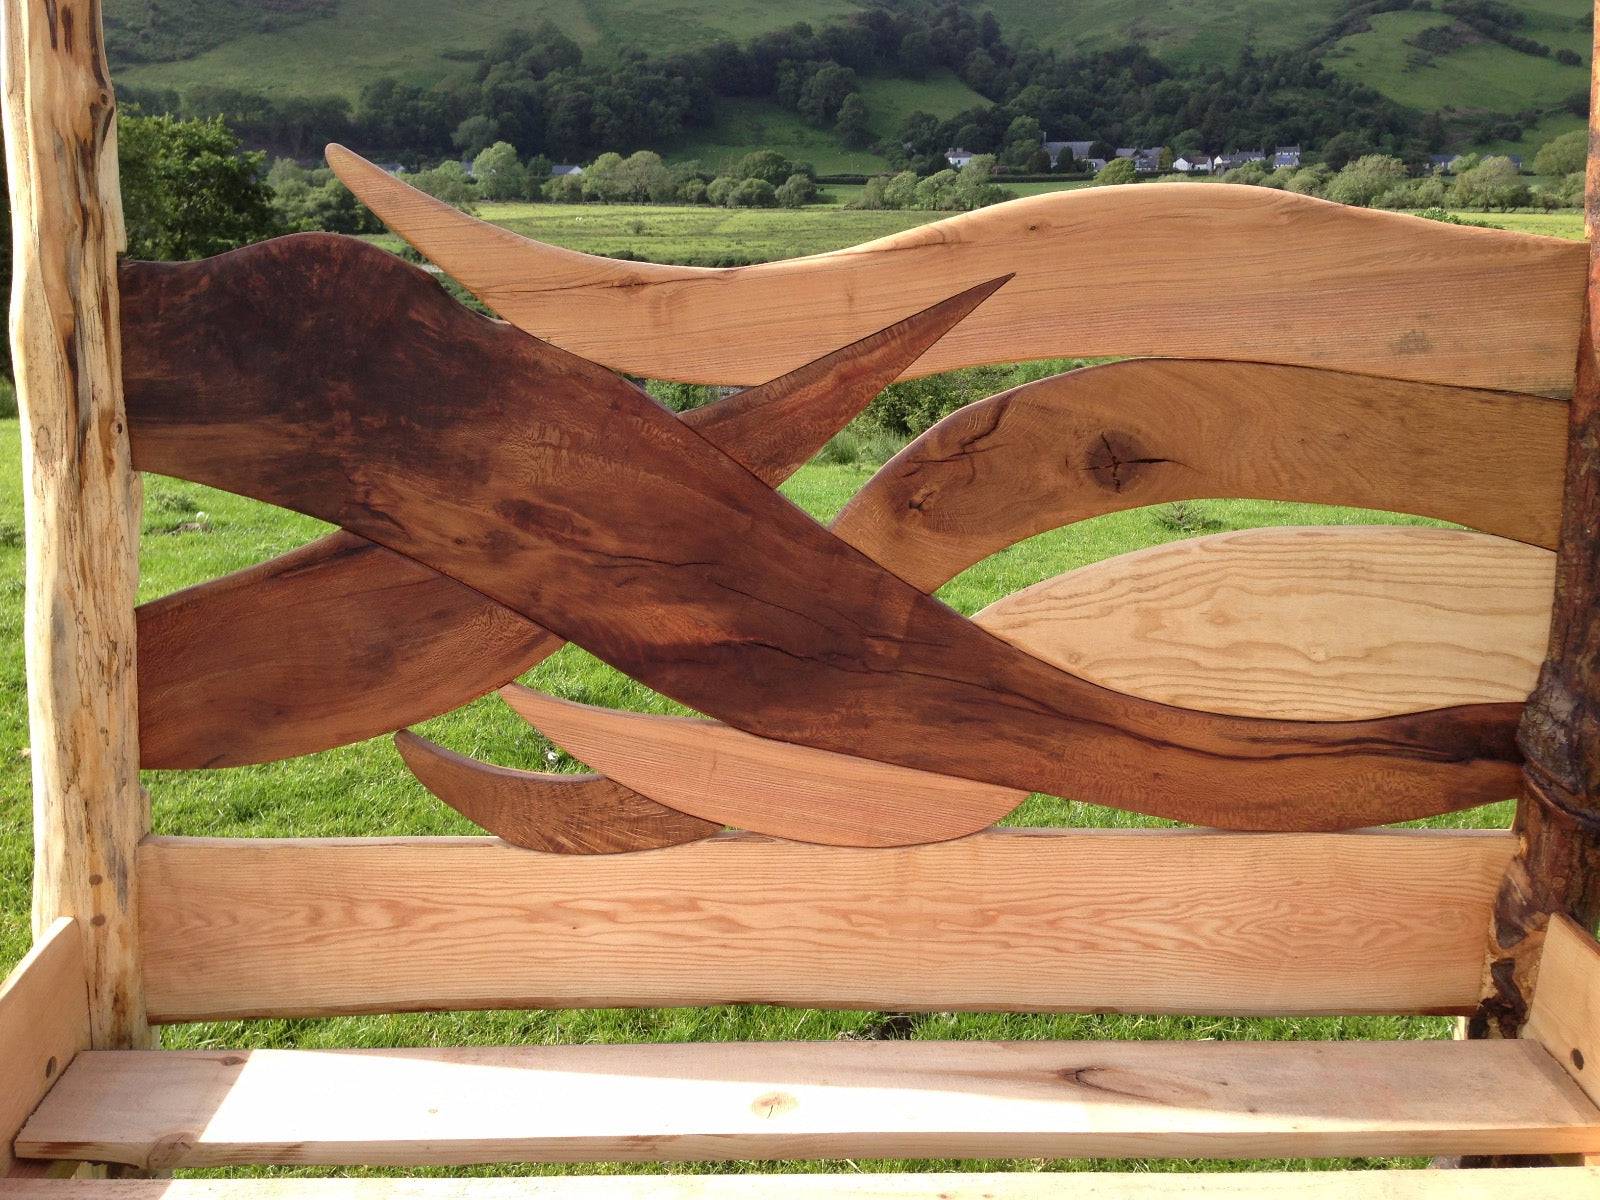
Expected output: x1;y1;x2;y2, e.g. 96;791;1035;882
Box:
1470;0;1600;1043
1;0;150;1048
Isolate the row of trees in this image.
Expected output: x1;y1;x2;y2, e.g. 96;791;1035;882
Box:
118;3;1444;179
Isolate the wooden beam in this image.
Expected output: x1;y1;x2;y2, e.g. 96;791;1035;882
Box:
1;0;149;1047
17;1038;1600;1169
328;144;1586;393
8;1172;1600;1199
0;919;88;1176
138;830;1513;1022
1471;0;1600;1044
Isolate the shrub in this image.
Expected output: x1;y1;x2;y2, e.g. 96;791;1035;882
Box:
775;173;819;207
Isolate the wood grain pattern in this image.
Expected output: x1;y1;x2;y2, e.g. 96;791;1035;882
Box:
133;273;1003;771
0;920;88;1176
120;235;1524;834
327;144;1586;395
2;0;152;1049
137;830;1514;1021
833;359;1568;594
1525;915;1600;1109
974;527;1554;721
6;1173;1600;1199
20;1038;1600;1168
501;685;1023;846
394;730;719;853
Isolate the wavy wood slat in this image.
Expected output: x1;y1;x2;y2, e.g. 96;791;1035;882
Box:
134;272;1005;771
20;1039;1600;1168
833;359;1568;594
121;234;1523;835
137;830;1512;1019
327;144;1586;394
973;527;1554;721
501;685;1023;846
8;1174;1600;1199
394;731;719;853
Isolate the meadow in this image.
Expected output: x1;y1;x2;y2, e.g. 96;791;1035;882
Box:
0;192;1550;1178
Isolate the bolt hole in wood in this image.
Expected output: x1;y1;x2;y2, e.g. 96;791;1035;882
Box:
1575;1048;1587;1071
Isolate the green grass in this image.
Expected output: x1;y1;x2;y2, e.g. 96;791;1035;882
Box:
1447;208;1586;238
980;0;1349;65
107;0;863;99
1326;2;1591;150
856;70;990;142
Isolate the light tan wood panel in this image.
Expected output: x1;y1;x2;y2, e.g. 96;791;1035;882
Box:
501;685;1023;846
1527;915;1600;1109
3;0;150;1047
18;1039;1600;1168
139;830;1513;1022
9;1173;1600;1200
1;919;88;1175
974;527;1554;721
328;146;1585;394
833;360;1568;595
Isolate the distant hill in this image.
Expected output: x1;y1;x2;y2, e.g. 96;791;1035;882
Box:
104;0;1592;165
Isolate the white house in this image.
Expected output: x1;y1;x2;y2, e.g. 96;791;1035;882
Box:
944;147;976;168
1173;155;1211;174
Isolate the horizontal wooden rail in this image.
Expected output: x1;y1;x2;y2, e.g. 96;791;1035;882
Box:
17;1038;1600;1168
8;1176;1600;1200
139;830;1513;1022
331;147;1587;394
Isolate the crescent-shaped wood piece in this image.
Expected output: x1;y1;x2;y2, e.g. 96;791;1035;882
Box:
134;267;1009;770
393;730;721;853
500;684;1024;847
326;142;1585;394
122;235;1523;836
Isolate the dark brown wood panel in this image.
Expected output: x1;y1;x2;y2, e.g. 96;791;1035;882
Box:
134;269;1005;770
122;234;1523;834
394;731;719;853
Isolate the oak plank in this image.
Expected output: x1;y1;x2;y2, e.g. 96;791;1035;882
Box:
5;1173;1600;1199
134;274;1003;772
834;359;1568;594
120;235;1523;834
501;685;1023;846
139;830;1513;1021
1525;915;1600;1109
19;1038;1600;1168
395;730;719;853
974;527;1553;721
327;144;1586;395
0;920;89;1175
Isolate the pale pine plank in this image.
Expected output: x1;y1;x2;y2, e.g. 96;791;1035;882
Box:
328;146;1585;394
6;1170;1600;1198
500;685;1024;846
138;830;1513;1022
0;919;89;1175
1527;915;1600;1110
17;1039;1600;1168
974;527;1553;721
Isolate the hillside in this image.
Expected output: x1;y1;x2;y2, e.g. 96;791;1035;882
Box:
105;0;1593;162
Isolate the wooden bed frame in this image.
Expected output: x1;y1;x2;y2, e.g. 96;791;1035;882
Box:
6;0;1600;1194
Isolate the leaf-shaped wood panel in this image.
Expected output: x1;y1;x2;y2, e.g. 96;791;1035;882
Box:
329;143;1585;394
974;526;1554;721
122;234;1521;834
833;359;1567;593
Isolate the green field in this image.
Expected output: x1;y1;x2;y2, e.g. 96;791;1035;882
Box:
664;71;990;175
1326;1;1591;153
980;0;1347;63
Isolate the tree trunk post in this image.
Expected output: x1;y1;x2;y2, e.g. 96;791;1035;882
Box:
1;0;150;1049
1470;0;1600;1043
